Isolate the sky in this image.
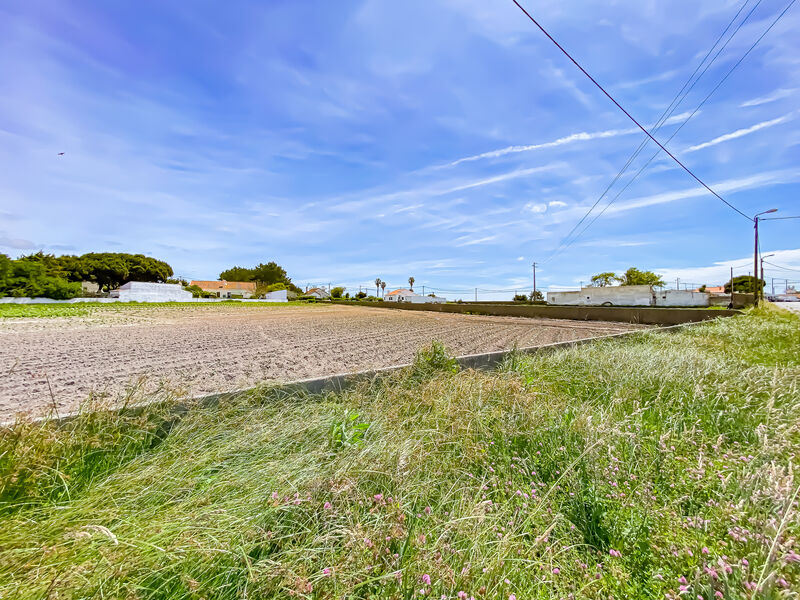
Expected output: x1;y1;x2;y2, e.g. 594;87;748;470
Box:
1;0;799;299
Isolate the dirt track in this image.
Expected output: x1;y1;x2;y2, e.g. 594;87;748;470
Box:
0;304;646;419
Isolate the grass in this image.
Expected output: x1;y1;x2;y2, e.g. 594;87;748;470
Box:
0;300;316;319
1;307;799;598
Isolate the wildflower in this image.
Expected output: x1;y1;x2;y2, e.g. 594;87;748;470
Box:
422;574;431;585
322;568;331;577
271;491;279;501
504;578;511;585
784;552;800;563
777;578;789;588
552;568;560;575
702;547;710;554
609;549;621;557
654;574;663;581
741;558;749;566
457;592;467;599
714;592;723;599
678;576;688;585
374;494;383;502
323;502;332;510
509;595;517;600
424;506;432;515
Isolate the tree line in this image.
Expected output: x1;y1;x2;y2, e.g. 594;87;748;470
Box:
218;262;302;296
0;252;174;299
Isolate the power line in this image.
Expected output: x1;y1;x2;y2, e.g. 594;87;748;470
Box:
563;0;796;248
544;0;759;262
510;0;753;221
762;215;800;220
763;261;800;273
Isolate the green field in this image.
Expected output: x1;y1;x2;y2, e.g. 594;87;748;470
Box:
1;307;798;598
0;300;314;319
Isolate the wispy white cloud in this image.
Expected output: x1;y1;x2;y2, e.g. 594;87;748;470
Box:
548;200;568;208
739;88;795;108
656;248;800;287
0;232;36;249
685;114;794;153
438;112;693;168
605;169;800;215
454;235;498;247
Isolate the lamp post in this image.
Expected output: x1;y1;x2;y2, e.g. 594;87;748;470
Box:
754;209;777;304
761;254;775;301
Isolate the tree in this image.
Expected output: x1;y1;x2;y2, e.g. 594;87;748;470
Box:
698;284;707;292
219;266;254;281
617;267;665;287
355;291;367;299
408;276;415;291
513;294;528;302
590;272;617;287
724;275;764;294
375;278;382;297
529;290;543;302
380;281;386;296
330;286;345;299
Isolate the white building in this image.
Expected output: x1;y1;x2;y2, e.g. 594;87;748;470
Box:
384;289;446;303
263;289;288;302
112;281;193;302
547;285;710;307
304;287;330;299
190;280;256;298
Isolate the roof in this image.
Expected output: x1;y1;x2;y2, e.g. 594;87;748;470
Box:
386;288;414;296
704;286;726;294
306;287;329;295
190;280;257;291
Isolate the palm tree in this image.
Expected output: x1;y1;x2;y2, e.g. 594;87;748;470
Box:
380;281;386;297
408;276;415;291
375;278;381;297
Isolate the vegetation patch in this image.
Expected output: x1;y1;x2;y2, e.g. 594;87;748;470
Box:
1;307;798;598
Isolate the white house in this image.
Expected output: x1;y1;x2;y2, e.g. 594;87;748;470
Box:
304;287;330;299
111;281;193;302
190;280;256;298
384;289;446;303
262;289;288;302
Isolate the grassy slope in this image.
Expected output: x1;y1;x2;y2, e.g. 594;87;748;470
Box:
0;300;315;319
1;308;798;599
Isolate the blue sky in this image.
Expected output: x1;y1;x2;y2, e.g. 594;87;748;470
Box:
1;0;799;298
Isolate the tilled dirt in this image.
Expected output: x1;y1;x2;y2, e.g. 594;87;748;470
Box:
0;304;647;419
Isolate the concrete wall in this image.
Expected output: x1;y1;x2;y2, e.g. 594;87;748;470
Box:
405;295;447;304
548;286;719;308
653;289;708;307
338;299;740;325
118;282;193;302
0;297;292;305
548;285;655;306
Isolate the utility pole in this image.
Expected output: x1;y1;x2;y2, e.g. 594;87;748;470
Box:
728;266;733;309
422;285;425;296
532;262;537;302
753;209;778;304
474;288;477;302
676;277;680;290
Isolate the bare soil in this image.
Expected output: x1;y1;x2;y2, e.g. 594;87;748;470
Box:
0;304;646;419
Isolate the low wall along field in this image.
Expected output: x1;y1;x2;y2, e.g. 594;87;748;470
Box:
0;303;648;420
340;300;741;325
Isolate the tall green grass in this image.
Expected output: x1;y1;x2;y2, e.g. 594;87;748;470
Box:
1;307;798;598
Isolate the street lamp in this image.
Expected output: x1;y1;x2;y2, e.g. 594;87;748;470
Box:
761;253;775;299
753;209;777;304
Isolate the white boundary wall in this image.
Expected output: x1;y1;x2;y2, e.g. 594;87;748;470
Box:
0;297;292;305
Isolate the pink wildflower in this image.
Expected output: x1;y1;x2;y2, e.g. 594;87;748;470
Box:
422;574;431;585
741;558;749;567
323;502;332;510
457;592;467;599
424;506;432;515
552;568;560;575
374;494;383;502
322;568;331;577
784;552;800;563
271;491;279;500
609;549;621;557
702;547;710;554
509;595;517;600
715;592;723;599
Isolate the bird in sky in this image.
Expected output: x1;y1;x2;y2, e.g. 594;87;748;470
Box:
57;152;65;156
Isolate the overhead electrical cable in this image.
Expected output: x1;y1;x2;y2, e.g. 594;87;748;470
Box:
563;0;796;249
543;0;758;263
510;0;753;223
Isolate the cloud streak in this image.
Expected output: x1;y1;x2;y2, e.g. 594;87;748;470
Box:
438;112;694;168
685;114;793;153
